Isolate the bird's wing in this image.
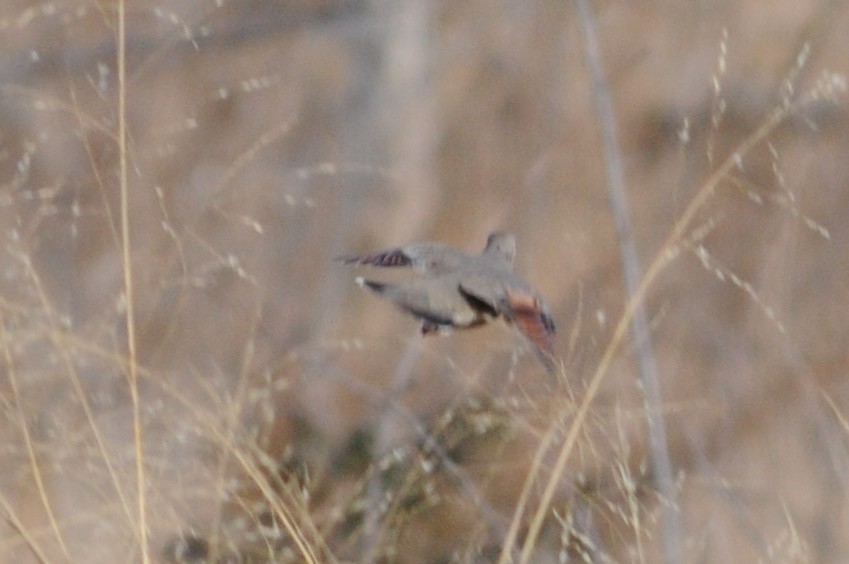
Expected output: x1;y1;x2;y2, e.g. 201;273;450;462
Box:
459;274;556;366
337;244;470;275
502;288;556;356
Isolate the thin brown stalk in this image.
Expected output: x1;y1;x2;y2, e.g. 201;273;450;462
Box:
496;418;559;564
116;1;149;562
0;316;69;560
0;490;50;564
15;253;136;532
821;391;849;438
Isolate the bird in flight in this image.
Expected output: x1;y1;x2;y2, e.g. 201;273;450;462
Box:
337;232;557;372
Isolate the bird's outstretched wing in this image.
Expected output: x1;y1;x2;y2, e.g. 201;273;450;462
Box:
502;288;556;355
337;244;470;275
459;277;557;372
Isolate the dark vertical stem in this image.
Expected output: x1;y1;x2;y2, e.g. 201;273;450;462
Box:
573;0;682;562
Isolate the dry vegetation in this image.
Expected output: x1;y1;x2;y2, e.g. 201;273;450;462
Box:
0;1;848;563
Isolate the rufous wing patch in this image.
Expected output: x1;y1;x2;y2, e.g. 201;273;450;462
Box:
504;289;556;356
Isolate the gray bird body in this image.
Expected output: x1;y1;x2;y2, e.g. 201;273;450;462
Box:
339;232;556;370
356;273;492;331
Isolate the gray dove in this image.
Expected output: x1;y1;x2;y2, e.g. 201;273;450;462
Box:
338;232;557;371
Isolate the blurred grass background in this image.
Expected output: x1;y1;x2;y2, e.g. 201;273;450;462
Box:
0;1;847;562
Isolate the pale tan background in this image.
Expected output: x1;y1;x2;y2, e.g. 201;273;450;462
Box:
0;1;848;562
